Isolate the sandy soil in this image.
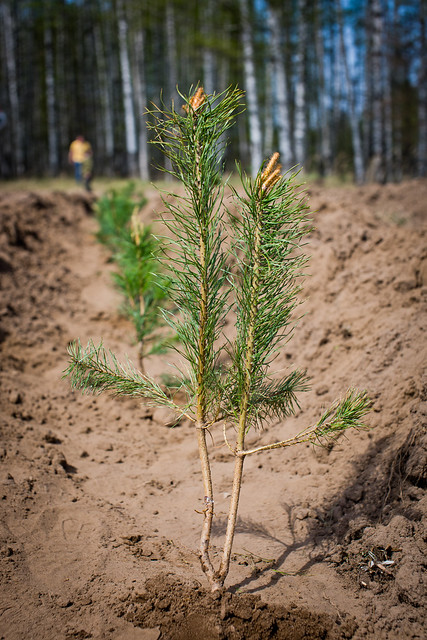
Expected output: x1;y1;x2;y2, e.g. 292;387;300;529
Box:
0;181;425;640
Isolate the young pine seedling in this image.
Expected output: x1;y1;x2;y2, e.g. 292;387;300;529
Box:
95;182;146;250
95;184;171;372
113;211;172;373
65;86;370;592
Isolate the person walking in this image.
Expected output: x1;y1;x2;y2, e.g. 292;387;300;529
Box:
68;135;92;184
82;147;93;192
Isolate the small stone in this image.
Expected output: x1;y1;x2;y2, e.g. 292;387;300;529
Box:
316;385;329;396
9;390;23;405
345;484;364;503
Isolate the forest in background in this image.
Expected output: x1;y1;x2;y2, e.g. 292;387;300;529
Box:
0;0;425;183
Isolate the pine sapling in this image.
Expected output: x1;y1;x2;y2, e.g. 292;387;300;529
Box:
64;86;370;593
95;184;171;372
95;182;146;250
113;211;171;372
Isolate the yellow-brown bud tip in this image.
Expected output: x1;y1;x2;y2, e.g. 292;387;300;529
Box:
261;152;280;181
262;167;282;192
259;153;282;193
183;87;207;114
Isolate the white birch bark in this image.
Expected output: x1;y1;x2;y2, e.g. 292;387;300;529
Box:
202;0;215;94
117;0;138;176
0;1;24;175
264;55;274;157
369;0;384;182
337;0;365;184
268;5;292;169
133;29;149;181
239;0;263;177
294;0;307;168
315;1;332;176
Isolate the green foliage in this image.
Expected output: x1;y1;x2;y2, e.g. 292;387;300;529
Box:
94;182;171;367
95;182;146;250
64;86;371;591
113;215;171;358
67;85;370;442
65;339;183;412
146;86;245;419
220;162;313;429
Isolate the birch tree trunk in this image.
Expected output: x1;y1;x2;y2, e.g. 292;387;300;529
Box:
264;53;274;156
294;0;307;168
117;0;138;176
268;4;292;169
0;1;24;176
336;0;365;184
134;29;149;181
239;0;263;177
315;1;332;176
368;0;384;182
202;0;215;94
391;0;403;182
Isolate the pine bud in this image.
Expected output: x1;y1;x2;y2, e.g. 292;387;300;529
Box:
130;208;142;246
183;87;207;114
259;152;282;194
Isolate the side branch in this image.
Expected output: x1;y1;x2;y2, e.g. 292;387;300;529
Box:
65;339;192;420
239;389;371;456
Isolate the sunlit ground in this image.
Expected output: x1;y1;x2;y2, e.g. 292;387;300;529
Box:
0;171;356;196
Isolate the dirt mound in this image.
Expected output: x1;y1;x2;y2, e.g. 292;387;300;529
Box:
0;181;426;639
122;573;357;639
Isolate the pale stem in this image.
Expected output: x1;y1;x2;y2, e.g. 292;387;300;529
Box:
197;423;216;580
193;131;216;582
217;206;262;588
218;422;246;586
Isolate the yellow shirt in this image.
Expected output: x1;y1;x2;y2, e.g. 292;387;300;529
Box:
69;139;91;163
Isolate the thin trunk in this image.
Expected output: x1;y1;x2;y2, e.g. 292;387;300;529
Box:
392;0;403;181
164;1;178;178
315;1;332;176
202;0;215;94
195;139;216;584
264;54;274;157
117;0;138;176
239;0;263;177
218;200;262;588
383;33;393;182
418;0;427;177
337;0;365;184
268;5;292;169
44;20;59;176
369;0;384;182
294;0;307;168
94;23;114;174
56;8;69;173
1;1;24;175
134;30;149;181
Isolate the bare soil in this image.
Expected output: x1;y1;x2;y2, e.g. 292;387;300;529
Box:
0;181;426;640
